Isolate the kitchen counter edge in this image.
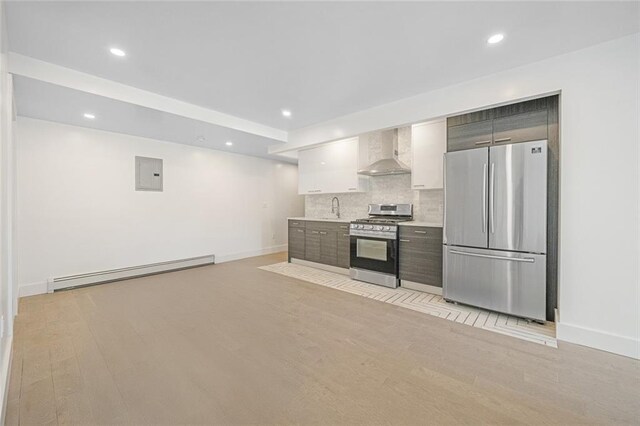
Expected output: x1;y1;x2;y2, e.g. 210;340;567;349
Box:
288;217;353;223
399;221;443;228
288;218;443;227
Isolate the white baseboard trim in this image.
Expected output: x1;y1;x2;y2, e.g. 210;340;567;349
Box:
216;244;288;263
400;280;443;295
50;254;215;291
290;258;350;276
17;246;288;298
0;335;13;426
18;280;49;298
557;322;639;359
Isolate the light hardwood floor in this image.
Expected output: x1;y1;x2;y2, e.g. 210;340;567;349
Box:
5;252;640;425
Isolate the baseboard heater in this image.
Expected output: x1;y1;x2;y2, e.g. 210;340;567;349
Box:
49;254;215;291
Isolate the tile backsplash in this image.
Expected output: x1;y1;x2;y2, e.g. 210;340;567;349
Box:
305;126;444;223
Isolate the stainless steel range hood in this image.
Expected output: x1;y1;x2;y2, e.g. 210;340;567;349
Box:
358;129;411;176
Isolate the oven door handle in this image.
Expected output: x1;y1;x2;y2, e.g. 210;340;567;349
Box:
349;232;397;241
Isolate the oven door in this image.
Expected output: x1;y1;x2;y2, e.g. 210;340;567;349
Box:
350;235;397;276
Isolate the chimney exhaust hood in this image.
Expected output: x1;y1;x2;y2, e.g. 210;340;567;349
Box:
358;129;411;176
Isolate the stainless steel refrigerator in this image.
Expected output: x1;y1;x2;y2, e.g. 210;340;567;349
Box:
443;140;547;321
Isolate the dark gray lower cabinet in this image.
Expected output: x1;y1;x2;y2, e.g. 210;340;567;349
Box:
305;226;321;263
319;228;337;266
399;226;443;287
288;220;305;262
289;220;348;269
337;225;350;269
288;228;305;262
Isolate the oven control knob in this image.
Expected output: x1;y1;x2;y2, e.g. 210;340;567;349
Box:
365;225;373;230
384;226;391;231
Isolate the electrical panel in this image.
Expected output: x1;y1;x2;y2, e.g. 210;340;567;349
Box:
135;156;163;191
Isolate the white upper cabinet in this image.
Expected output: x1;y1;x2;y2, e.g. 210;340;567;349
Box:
298;137;368;195
411;120;446;190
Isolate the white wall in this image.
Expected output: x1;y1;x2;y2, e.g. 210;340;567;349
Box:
282;33;640;358
0;0;16;421
15;118;303;293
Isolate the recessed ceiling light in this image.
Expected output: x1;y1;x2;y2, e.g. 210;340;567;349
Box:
225;141;233;146
83;113;95;119
109;47;126;57
281;109;292;118
487;34;504;45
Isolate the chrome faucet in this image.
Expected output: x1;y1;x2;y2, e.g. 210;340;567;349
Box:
331;197;341;219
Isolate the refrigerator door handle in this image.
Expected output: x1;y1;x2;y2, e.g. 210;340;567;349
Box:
489;162;495;234
450;249;535;263
443;154;447;243
482;163;487;233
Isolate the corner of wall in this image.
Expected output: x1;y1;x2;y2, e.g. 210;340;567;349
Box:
17;281;49;298
557;322;639;360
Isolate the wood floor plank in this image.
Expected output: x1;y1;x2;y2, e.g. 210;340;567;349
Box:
7;252;640;425
19;376;57;425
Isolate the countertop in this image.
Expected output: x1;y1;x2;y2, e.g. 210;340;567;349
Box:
288;217;442;227
288;217;353;223
399;221;443;228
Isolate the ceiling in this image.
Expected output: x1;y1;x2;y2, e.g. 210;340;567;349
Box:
7;1;639;131
14;76;296;163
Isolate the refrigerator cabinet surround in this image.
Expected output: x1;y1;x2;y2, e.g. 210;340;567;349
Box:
443;246;546;321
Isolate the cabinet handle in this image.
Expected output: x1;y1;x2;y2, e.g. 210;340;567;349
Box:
450;250;534;263
311;231;319;234
339;225;348;229
343;234;350;237
308;189;322;193
319;231;327;235
348;188;357;191
297;229;304;233
475;140;491;145
413;184;425;187
400;239;411;242
494;137;511;143
414;230;427;234
292;222;300;225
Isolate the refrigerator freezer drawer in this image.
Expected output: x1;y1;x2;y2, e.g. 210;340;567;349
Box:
443;246;546;321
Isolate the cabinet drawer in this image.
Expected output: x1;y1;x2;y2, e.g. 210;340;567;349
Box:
399;226;442;240
447;120;493;152
492;109;548;145
306;221;339;232
289;219;306;228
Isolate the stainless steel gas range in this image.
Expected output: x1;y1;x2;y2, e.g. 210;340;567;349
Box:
349;203;413;288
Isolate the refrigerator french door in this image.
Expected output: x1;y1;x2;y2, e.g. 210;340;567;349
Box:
443;140;548;321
